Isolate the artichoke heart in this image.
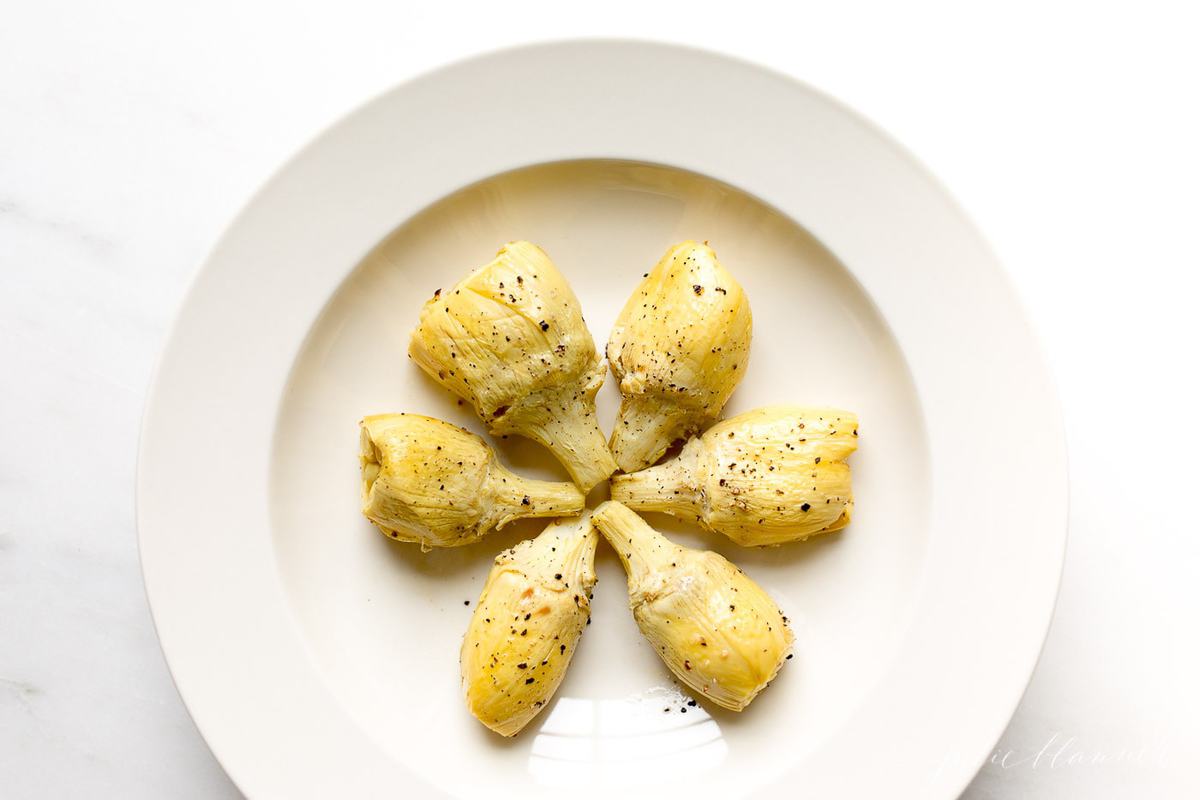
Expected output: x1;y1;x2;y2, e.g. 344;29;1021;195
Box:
611;406;857;546
461;513;599;736
409;241;617;490
591;501;792;712
359;413;584;548
607;241;752;472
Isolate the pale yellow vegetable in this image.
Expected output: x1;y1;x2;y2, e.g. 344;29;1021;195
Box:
607;241;752;473
591;501;792;711
409;241;617;490
461;513;598;736
359;414;584;549
611;406;857;546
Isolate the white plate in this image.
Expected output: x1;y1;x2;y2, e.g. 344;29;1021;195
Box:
138;41;1066;799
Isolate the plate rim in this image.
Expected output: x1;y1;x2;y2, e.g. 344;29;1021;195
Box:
137;38;1067;799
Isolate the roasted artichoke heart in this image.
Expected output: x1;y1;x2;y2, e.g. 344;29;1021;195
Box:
409;241;617;490
360;413;584;548
611;406;857;546
607;241;752;472
592;501;792;711
461;513;598;736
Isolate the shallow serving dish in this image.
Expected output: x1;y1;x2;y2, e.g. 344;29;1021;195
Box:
138;41;1067;799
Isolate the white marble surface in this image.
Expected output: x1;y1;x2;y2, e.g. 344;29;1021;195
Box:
2;2;1197;797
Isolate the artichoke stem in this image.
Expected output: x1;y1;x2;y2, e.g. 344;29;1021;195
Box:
609;441;702;516
508;402;617;491
609;397;694;474
489;467;586;528
591;500;676;582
